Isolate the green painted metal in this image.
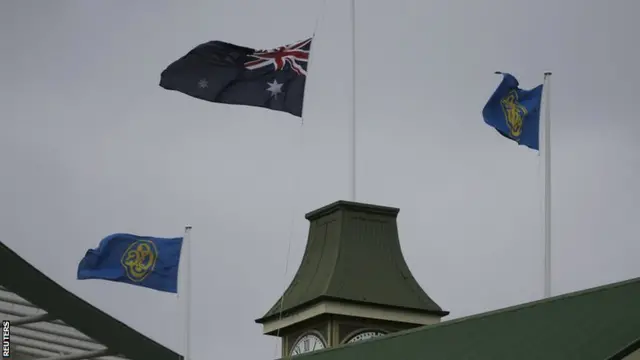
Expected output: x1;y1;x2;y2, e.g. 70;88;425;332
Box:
285;276;640;360
256;200;448;325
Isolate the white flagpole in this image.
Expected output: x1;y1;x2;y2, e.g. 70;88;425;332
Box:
349;0;357;201
542;72;552;298
183;225;192;360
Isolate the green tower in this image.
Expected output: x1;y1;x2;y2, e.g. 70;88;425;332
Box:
256;201;449;357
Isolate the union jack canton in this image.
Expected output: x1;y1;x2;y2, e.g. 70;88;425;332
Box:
245;38;312;76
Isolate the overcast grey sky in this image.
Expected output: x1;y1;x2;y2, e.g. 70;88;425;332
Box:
1;0;640;359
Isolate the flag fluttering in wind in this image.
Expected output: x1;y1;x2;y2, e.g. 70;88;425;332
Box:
160;38;312;117
77;233;183;293
482;72;543;150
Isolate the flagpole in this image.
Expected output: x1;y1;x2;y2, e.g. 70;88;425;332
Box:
183;225;192;360
349;0;357;201
543;72;552;298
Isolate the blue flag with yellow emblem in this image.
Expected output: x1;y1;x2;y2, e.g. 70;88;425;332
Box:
77;233;183;293
482;72;543;150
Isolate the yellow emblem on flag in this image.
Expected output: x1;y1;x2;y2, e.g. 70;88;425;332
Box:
121;240;158;282
500;89;528;138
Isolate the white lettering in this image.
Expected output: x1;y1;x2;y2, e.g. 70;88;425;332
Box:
2;320;9;358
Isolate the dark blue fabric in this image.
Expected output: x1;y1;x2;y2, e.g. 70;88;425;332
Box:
160;38;311;117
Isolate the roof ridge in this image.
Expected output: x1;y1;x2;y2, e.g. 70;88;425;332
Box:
605;335;640;360
394;275;640;337
296;275;640;359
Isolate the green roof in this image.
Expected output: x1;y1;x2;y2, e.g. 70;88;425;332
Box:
0;240;179;360
257;201;448;324
286;276;640;360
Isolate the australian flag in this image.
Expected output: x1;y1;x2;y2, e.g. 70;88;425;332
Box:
160;38;312;117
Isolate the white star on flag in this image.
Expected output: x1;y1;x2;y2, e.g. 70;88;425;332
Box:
266;79;283;99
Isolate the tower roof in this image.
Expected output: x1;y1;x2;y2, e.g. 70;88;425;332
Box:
256;200;448;324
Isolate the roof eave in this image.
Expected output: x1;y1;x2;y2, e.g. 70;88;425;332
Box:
255;295;448;324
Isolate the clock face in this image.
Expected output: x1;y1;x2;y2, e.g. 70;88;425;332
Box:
291;333;326;356
346;330;386;343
